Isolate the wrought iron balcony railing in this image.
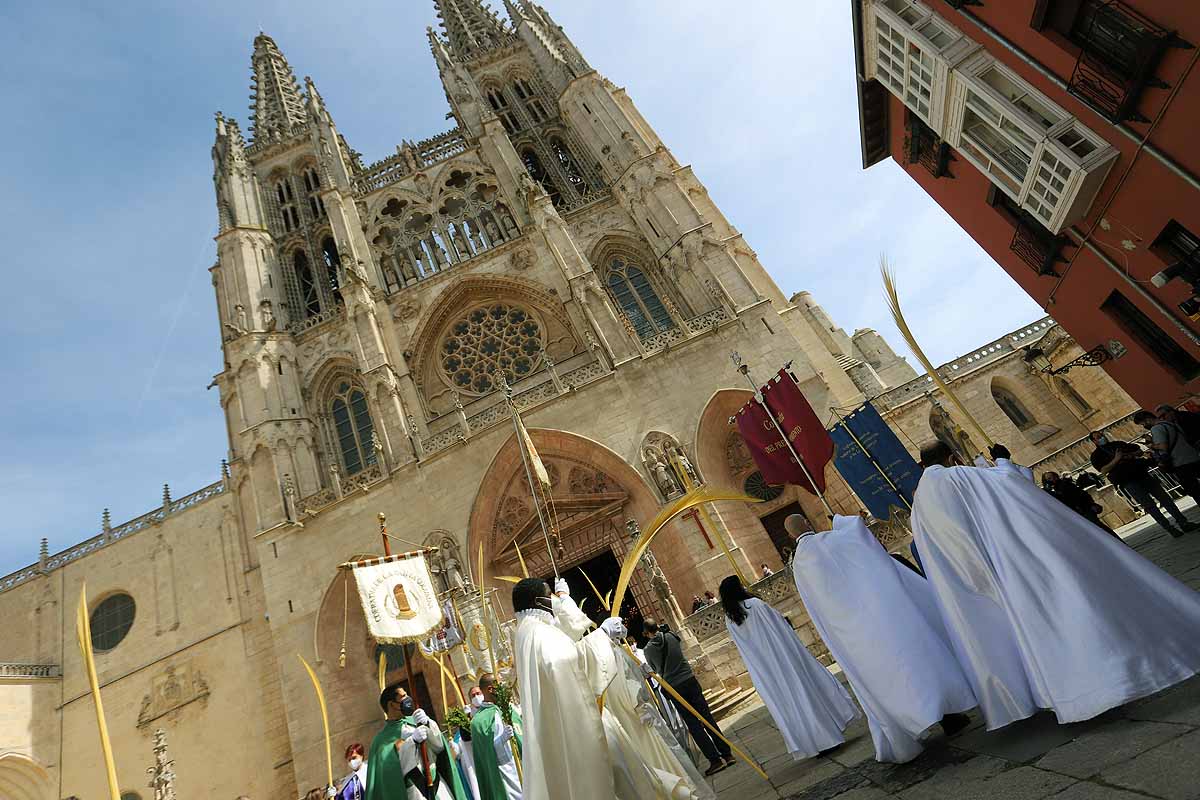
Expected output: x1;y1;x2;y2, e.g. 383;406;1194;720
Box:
904;113;951;179
1066;0;1176;124
1011;216;1068;277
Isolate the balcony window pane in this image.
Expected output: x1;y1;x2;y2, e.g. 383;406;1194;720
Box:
979;66;1065;130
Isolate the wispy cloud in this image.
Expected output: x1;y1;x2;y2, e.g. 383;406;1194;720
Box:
0;1;1043;574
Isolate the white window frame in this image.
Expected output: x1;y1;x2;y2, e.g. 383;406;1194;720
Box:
946;52;1117;233
864;0;967;135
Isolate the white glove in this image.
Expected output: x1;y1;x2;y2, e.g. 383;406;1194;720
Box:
600;617;626;639
639;660;655;678
498;724;515;743
413;708;429;726
554;577;570;596
411;725;429;744
325;786;337;798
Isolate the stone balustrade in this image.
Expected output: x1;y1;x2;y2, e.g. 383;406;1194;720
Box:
0;481;227;595
351;128;469;195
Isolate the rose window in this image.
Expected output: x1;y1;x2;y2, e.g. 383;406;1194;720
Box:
440;303;545;394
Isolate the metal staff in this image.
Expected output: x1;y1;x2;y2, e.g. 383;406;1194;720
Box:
502;375;560;577
732;354;835;518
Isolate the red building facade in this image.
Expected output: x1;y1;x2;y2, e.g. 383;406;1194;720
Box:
852;0;1200;407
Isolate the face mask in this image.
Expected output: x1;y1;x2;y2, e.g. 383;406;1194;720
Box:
471;694;485;708
399;697;415;716
349;757;363;771
534;596;554;613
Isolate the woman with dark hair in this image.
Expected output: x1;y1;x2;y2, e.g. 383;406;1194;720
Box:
719;576;859;760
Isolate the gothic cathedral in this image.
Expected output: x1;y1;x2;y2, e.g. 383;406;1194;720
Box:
0;4;920;798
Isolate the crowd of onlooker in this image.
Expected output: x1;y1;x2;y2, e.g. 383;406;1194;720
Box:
1068;403;1200;538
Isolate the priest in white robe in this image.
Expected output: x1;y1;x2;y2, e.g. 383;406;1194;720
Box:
913;442;1200;730
719;576;859;759
511;576;621;800
791;514;976;763
548;581;708;799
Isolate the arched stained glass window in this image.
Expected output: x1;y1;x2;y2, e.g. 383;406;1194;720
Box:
605;256;674;339
294;250;321;317
331;381;377;475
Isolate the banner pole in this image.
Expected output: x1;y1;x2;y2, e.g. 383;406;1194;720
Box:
502;376;560;577
379;513;392;558
831;405;912;512
734;359;835;518
403;643;434;790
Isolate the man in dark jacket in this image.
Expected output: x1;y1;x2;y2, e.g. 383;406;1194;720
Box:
1089;431;1196;537
1042;471;1118;538
642;618;733;775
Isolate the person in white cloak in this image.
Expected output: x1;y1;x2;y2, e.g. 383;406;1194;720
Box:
791;514;976;763
913;441;1200;730
719;575;859;759
548;580;707;799
973;443;1034;481
459;691;483;799
512;576;620;800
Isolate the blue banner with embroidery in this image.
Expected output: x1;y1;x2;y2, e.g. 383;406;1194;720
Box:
829;403;920;521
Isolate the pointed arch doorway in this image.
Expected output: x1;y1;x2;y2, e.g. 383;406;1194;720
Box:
468;428;681;635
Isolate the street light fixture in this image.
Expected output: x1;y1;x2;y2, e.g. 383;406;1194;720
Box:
1023;344;1113;376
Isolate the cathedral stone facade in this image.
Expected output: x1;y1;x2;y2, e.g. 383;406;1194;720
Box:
0;5;921;797
5;4;1140;799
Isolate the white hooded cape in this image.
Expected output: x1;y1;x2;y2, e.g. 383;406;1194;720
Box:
725;597;859;759
912;464;1200;729
792;516;976;763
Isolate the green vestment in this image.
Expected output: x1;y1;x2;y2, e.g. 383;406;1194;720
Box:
469;705;523;800
364;717;468;800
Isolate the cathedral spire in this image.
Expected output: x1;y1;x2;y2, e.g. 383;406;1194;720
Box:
433;0;510;60
249;33;307;143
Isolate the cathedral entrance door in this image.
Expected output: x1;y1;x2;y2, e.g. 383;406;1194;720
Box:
757;502;810;561
546;548;643;634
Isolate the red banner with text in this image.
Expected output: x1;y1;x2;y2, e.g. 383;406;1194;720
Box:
734;369;834;495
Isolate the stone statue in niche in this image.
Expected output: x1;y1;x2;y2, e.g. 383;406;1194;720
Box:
644;450;682;500
673;446;698;484
259;300;276;331
450;226;471;259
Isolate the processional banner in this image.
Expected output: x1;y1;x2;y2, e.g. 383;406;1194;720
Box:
418;598;464;655
349;551;442;645
829;403;920;521
734;368;834;494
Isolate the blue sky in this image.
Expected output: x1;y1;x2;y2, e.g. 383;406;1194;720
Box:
0;1;1042;575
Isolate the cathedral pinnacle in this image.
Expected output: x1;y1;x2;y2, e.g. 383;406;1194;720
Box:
432;0;510;60
248;33;307;143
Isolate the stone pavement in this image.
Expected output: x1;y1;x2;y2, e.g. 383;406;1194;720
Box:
708;509;1200;800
